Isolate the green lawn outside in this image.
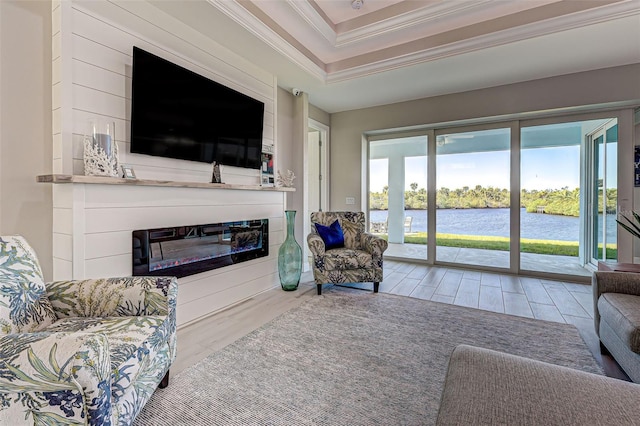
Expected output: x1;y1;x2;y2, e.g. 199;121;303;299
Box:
379;232;618;259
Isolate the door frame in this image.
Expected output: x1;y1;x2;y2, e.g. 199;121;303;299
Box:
584;118;618;267
303;119;330;270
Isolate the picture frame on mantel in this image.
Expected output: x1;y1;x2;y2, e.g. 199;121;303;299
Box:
121;164;136;179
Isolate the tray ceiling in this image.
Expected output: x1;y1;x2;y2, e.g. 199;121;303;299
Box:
152;0;640;112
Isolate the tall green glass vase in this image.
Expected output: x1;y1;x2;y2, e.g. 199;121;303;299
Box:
278;210;302;291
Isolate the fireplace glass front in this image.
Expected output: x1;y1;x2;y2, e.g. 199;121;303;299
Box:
133;219;268;278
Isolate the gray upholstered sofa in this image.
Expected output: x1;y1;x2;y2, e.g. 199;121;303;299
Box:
436;345;640;425
593;270;640;382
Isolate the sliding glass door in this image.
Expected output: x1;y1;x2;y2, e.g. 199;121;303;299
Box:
519;118;617;276
435;127;511;269
366;112;622;279
369;136;428;260
586;119;618;266
520;122;583;275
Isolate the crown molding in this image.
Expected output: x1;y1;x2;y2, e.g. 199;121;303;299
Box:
208;0;327;82
283;0;496;49
212;0;639;85
286;0;336;46
335;0;492;47
327;1;640;83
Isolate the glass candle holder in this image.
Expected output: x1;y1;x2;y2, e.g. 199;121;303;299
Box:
84;119;119;177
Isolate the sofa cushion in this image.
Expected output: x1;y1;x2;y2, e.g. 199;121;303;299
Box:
598;293;640;354
436;345;640;426
314;220;345;250
0;236;57;334
310;212;364;250
323;249;375;271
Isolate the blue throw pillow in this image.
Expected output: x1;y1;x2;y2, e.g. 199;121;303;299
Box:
315;220;345;250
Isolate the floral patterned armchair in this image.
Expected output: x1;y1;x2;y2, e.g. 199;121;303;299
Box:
308;212;388;295
0;236;177;425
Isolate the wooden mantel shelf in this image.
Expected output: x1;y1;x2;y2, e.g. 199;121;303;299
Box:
37;174;295;192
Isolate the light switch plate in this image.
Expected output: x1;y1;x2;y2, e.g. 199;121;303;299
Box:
346;197;355;205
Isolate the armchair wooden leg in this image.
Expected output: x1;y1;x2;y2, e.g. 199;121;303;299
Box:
373;282;379;293
317;284;322;295
158;370;170;389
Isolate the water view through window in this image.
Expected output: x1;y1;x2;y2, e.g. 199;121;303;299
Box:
368;117;618;277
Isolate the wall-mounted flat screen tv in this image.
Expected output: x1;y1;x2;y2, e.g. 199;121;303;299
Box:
130;46;264;169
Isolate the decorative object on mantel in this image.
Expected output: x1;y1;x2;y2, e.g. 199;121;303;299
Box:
84;119;119;177
121;164;136;179
276;169;296;187
278;210;302;291
261;145;274;187
211;161;223;184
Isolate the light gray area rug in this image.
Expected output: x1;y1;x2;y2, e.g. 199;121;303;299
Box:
134;287;602;426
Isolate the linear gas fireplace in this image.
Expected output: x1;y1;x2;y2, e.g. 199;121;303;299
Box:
132;219;268;278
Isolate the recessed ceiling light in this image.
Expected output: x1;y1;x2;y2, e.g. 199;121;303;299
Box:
351;0;364;10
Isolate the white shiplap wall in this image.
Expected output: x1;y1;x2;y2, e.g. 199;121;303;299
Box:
50;0;285;327
53;0;275;182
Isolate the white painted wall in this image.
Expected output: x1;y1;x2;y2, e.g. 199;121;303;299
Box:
49;0;285;326
0;0;53;279
278;91;331;266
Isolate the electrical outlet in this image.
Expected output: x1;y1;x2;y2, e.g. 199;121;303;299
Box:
346;197;355;205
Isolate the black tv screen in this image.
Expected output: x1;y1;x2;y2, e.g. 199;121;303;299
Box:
130;47;264;168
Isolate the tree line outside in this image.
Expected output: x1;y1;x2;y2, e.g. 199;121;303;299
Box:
370;183;618;216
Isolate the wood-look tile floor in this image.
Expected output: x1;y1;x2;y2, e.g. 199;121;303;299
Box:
378;260;593;324
174;260;629;381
